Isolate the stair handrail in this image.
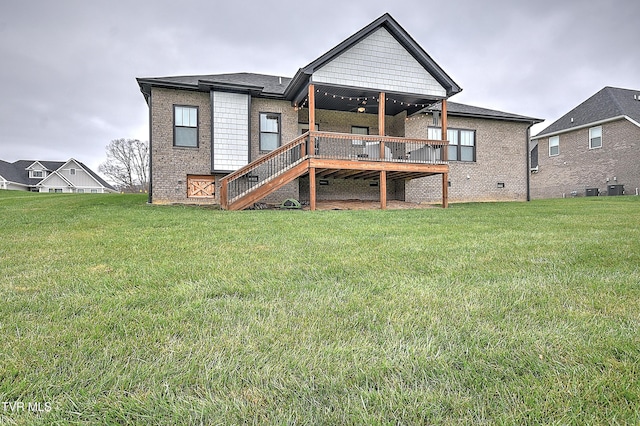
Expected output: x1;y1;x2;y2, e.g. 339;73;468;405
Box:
220;132;309;209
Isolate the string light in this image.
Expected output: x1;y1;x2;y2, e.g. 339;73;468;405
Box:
296;88;430;110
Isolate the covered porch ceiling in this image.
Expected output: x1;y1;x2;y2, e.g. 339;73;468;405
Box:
295;83;442;116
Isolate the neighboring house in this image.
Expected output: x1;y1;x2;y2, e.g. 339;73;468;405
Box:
0;159;116;193
137;13;540;209
530;86;640;199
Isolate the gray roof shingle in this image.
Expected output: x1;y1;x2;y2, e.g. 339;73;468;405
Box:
138;72;292;96
535;86;640;138
424;101;542;123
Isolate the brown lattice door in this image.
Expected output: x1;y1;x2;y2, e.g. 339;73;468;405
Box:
187;175;215;198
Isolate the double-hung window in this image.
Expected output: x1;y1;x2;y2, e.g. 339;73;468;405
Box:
549;136;559;156
174;105;198;147
589;126;602;149
260;113;280;152
428;127;476;162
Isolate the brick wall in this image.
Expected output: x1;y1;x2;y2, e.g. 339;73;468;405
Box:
150;87;534;206
405;114;530;203
531;119;640;198
298;175;401;201
150;88;214;204
250;98;300;203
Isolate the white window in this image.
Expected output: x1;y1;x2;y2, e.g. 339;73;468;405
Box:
77;189;84;193
589;126;602;149
30;170;44;178
427;127;441;140
549;136;559;156
260;113;281;151
90;189;98;193
70;168;76;175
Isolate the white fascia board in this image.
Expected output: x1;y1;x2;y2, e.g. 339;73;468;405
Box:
531;115;637;140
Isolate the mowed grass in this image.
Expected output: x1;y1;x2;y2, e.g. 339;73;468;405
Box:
0;191;638;425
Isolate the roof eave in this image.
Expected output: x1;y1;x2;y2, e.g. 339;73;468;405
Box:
532;115;636;139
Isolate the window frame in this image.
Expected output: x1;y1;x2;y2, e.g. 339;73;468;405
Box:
589;126;602;149
259;112;281;152
427;127;476;162
549;135;559;156
30;170;44;179
298;122;319;135
173;105;199;148
351;126;369;146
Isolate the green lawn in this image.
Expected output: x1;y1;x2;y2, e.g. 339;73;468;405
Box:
1;191;638;425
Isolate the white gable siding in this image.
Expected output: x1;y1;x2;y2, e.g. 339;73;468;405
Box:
41;173;68;187
212;91;249;171
60;166;101;187
312;28;446;97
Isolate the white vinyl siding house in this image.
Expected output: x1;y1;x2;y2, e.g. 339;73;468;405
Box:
0;159;115;193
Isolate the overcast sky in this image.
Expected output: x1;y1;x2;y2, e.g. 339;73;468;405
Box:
1;0;638;173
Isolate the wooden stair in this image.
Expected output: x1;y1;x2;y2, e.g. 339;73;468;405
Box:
224;160;309;211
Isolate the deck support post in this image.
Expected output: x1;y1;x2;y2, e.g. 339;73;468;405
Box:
379;92;387;209
380;170;387;210
441;99;449;208
442;173;449;208
309;167;316;211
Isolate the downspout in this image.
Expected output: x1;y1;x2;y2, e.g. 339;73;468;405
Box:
147;89;153;204
525;122;534;202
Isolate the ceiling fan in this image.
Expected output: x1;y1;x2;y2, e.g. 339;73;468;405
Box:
347;99;378;113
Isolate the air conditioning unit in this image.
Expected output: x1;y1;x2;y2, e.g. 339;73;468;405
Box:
608;184;624;196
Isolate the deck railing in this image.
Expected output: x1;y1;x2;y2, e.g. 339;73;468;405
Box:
220;132;309;208
310;131;448;164
220;131;448;209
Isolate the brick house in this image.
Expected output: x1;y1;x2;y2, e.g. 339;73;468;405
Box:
137;13;540;209
530;86;640;199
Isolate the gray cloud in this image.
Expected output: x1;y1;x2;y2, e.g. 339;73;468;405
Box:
1;0;638;171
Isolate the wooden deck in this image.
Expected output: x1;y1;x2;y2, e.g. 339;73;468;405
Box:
220;131;450;211
220;85;451;210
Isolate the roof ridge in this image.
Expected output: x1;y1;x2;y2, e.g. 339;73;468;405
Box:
605;87;626;116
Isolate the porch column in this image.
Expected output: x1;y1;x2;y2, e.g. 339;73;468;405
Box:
308;84;316;211
379;92;386;209
308;84;315;155
309;167;316;211
441;99;448;160
441;99;449;208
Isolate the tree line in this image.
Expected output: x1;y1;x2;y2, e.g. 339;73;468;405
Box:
99;138;149;193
